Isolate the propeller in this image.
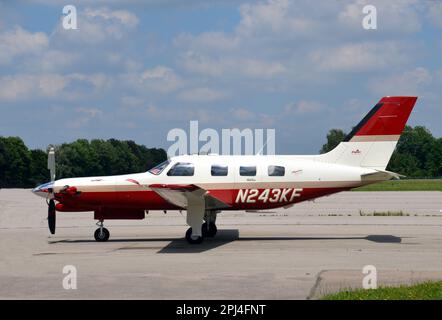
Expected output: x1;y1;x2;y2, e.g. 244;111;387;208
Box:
47;146;56;234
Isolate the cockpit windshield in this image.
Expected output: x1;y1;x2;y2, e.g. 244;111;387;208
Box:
148;159;170;175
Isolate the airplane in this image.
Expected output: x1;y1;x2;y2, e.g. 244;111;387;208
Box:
32;96;417;244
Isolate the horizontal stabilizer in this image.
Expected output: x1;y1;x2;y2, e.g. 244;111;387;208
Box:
361;169;404;182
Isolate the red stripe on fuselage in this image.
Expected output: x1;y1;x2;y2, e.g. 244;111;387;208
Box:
54;187;351;212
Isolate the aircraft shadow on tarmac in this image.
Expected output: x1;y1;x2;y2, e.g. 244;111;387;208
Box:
50;231;401;253
158;232;402;253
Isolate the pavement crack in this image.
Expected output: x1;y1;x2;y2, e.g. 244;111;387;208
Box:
306;269;327;300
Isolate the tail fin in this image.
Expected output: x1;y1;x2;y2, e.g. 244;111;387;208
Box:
318;96;417;170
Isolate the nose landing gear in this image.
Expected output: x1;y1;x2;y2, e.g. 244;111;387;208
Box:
94;220;110;242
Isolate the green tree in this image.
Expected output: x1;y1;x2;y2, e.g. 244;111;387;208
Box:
0;137;32;187
387;126;442;177
0;137;168;187
320;129;346;154
55;139;167;179
29;149;48;186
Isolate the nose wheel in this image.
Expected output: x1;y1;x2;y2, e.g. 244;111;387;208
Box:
94;220;110;242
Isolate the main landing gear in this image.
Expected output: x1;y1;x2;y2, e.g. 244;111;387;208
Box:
185;210;218;244
94;220;110;242
185;222;218;244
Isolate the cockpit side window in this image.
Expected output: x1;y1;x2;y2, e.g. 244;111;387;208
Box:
148;160;170;175
167;162;195;176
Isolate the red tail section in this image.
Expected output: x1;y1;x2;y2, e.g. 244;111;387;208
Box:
320;96;418;170
344;96;417;142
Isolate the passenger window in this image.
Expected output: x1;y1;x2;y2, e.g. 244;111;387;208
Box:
211;165;228;176
167;162;195;176
268;165;285;176
240;166;256;176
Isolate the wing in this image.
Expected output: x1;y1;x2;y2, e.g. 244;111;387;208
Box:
149;184;231;210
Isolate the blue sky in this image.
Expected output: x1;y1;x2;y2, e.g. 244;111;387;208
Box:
0;0;441;154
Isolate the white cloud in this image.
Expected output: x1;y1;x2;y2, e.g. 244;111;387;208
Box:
368;67;432;96
427;2;442;28
285;100;323;114
240;59;286;77
230;107;256;120
178;87;227;102
236;0;317;37
69;107;104;129
339;0;422;33
144;103;219;123
174;0;429;82
53;7;139;44
0;73;110;101
0;74;68;101
136;66;183;93
27;50;79;72
310;41;409;72
0;26;48;64
181;51;286;77
76;107;103;118
174;32;240;52
84;7;139;27
69;73;111;90
2;0;441;152
121;96;145;108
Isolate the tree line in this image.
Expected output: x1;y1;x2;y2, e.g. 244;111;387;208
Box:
0;125;440;188
0;138;167;188
320;125;442;178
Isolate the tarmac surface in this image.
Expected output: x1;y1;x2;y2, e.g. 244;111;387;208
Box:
0;189;442;299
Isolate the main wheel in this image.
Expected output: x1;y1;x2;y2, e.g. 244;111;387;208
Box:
185;227;203;244
202;222;217;238
94;227;110;242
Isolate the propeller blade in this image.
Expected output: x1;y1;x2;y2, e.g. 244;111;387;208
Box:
48;199;56;234
47;146;56;182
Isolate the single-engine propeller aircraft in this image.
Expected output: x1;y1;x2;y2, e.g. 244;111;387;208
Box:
33;96;417;244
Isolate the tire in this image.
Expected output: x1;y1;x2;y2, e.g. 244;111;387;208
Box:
185;227;203;244
94;227;110;242
202;222;217;238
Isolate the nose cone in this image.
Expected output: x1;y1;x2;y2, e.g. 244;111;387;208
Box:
32;181;54;198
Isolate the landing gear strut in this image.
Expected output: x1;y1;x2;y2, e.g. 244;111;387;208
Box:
94;220;110;242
